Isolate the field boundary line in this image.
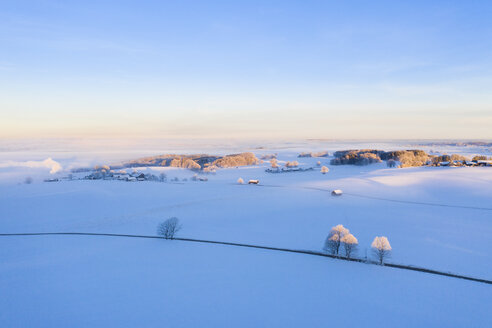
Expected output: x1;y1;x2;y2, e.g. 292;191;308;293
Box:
1;232;490;285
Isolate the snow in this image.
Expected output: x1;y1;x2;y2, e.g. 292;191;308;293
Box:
1;140;491;326
2;164;490;276
1;235;490;328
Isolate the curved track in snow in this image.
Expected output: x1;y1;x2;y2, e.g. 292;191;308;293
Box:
255;184;492;211
1;232;490;285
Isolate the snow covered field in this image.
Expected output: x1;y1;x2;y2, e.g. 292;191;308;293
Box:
1;235;490;327
1;140;491;327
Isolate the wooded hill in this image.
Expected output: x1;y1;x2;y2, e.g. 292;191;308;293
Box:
114;152;259;171
330;149;487;167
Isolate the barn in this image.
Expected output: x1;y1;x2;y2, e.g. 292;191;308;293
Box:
331;189;343;196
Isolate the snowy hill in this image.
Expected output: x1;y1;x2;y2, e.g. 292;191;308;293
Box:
1;142;491;327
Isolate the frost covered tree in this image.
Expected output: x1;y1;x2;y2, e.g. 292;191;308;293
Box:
472;155;487;161
157;217;182;239
237;177;244;184
316;161;321;166
212;152;258;168
324;224;349;255
270;158;279;168
341;233;358;259
285;161;299;168
159;173;167;182
321;166;329;174
371;236;392;265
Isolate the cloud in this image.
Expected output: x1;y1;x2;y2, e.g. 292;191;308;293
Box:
0;158;62;174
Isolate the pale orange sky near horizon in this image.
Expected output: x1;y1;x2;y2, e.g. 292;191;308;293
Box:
2;105;491;139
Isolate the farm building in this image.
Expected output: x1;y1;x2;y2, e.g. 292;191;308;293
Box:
477;160;492;167
331;189;343;196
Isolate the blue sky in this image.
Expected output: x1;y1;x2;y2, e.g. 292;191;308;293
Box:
1;0;491;139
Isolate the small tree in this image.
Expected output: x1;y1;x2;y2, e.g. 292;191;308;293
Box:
159;172;167;182
324;224;349;256
324;233;340;255
341;233;358;259
386;159;397;168
316;161;321;166
24;177;33;184
371;236;391;265
321;166;329;174
157;217;182;239
237;177;244;184
285;161;299;168
270;158;279;168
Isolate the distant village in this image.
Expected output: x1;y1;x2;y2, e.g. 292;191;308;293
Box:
44;169;209;183
435;160;492;167
85;169;211;182
265;167;315;173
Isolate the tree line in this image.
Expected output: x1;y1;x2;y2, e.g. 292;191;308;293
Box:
324;224;392;265
331;149;491;168
157;219;392;265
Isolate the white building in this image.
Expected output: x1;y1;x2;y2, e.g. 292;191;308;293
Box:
331;189;343;196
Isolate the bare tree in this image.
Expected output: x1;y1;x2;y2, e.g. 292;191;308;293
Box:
324;224;349;256
386;159;397;168
341;233;358;259
237;177;244;184
321;166;329;174
159;172;167;182
324;233;340;255
157;217;182;239
371;236;392;265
